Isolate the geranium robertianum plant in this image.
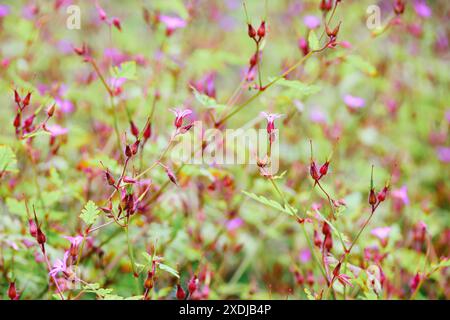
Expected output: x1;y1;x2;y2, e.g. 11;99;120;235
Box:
0;0;448;300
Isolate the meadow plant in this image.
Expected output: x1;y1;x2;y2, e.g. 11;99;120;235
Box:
0;0;448;301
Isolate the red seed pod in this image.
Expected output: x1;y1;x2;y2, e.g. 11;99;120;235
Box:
165;168;178;185
377;186;389;202
112;17;122;31
105;170;115;186
369;188;377;206
324;233;333;251
320;0;332;12
306;270;314;286
249;52;258;67
13;113;21;128
333;262;342;277
47;104;55;117
130;121;139;137
394;0;405;15
125;145;132;158
131;140;140;155
23;114;35;129
257;21;266;38
319;161;329;177
143;121;152;141
28;219;38;237
176;284;186;300
8;282;18;300
314;230;322;247
22;92;31;107
14;90;21;105
294;270;304;285
310;161;320;181
298;37;309;56
36;227;46;245
144;274;153;289
247;24;256;38
73;45;86;56
188;275;198;295
322;221;331;236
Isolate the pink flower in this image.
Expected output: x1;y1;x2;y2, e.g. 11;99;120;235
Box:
343;94;365;110
226;218;243;231
49;251;70;278
0;4;10;18
46;124;68;137
299;248;311;263
95;1;107;21
371;227;392;240
261;112;284;135
170;108;192;128
392;185;409;205
303;15;321;29
414;1;431;18
436;147;450;163
159;15;187;34
309;108;327;124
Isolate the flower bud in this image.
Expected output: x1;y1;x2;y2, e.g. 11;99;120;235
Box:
319;161;329;176
369;189;377;206
143;122;152;141
165;167;178;185
310;161;320;181
176;284;186;300
377;186;388;202
105;170;115;186
322;221;331;236
36;227;46;245
28;219;37;237
247;24;256;38
112;17;122;31
22;92;31;108
13;113;21;128
188;275;198;295
125;145;132;158
131;140;140;155
8;282;18;300
257;21;266;38
47;104;55;117
14;90;21;105
130;121;139;137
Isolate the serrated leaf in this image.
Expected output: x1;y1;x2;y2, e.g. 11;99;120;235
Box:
0;145;18;173
308;30;320;51
242;190;297;216
80;201;100;225
159;263;180;278
111;61;137;80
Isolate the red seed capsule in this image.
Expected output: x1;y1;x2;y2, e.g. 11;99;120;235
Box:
8;282;18;300
14;90;21;105
131;140;140;155
176;284;186;300
105;170;115;186
369;189;377;206
377;186;388;202
319;161;329;176
310;161;320;181
112;17;122;31
130;121;139;137
247;24;256;38
28;219;37;237
36;227;46;245
125;145;132;158
143;122;152;141
22;92;31;107
257;21;266;38
188;275;198;295
47;104;55;117
322;222;331;236
13;113;21;128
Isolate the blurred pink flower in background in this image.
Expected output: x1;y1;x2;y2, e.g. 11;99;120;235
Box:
436;147;450;163
47;124;69;137
303;15;321;29
414;1;431;18
343;94;365;111
309;108;327;124
299;248;311;263
392;185;409;212
226;217;243;232
0;4;10;17
371;226;392;247
159;15;187;35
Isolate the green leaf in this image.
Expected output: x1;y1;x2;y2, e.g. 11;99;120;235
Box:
308;30;320;51
80;201;100;225
0;145;18;173
269;78;321;96
191;86;227;111
159;263;180;278
5;198;26;218
242;190;297;216
111;61;137;80
345;55;377;76
304;288;315;300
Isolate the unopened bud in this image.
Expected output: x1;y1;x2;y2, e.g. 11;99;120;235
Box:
248;24;256;38
257;21;266;38
130;121;139;137
47;104;55;117
36;227;46;245
188;275;198;295
8;282;18;300
369;189;377;206
176;284;186;300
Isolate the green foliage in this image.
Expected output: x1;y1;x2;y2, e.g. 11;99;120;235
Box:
80;201;100;225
